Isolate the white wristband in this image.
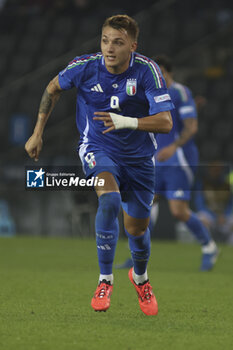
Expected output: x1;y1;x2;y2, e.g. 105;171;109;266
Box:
109;112;138;130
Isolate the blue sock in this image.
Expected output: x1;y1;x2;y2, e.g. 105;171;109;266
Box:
186;212;211;245
95;192;121;275
125;227;151;275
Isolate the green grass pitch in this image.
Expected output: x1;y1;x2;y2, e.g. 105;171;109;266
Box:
0;237;232;350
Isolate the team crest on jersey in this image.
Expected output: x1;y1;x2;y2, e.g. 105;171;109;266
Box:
84;152;96;169
126;79;137;96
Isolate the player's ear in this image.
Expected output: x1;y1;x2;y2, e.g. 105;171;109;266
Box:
131;41;137;52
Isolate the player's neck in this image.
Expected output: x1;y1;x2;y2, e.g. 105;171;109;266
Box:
105;63;130;74
104;56;131;75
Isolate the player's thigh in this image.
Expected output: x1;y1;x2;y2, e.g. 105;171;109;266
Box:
95;171;119;197
123;210;150;236
121;158;155;234
80;149;120;196
165;165;192;201
168;199;190;221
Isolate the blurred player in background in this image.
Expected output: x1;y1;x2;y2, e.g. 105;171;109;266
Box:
195;161;233;244
118;54;219;271
152;54;218;271
25;15;173;315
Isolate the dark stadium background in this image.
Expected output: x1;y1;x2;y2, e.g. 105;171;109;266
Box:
0;0;232;237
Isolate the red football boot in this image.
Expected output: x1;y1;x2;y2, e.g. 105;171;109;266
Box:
128;268;158;316
91;280;113;312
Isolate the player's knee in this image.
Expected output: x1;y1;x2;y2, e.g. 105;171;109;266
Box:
98;192;121;220
125;227;150;254
125;223;149;236
171;207;188;221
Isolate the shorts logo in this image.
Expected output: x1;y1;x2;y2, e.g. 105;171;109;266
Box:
174;189;184;197
84;152;96;169
26;168;45;187
126;79;137;96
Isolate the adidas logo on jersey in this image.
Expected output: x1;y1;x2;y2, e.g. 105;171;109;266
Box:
91;84;103;92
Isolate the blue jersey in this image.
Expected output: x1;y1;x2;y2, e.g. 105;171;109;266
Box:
58;52;174;161
156;81;198;167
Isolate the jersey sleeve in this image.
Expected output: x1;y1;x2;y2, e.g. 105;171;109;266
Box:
143;60;174;115
176;86;197;120
58;56;85;90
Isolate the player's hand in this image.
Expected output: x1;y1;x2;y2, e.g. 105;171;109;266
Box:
25;134;43;162
93;112;115;134
94;111;138;133
156;144;177;162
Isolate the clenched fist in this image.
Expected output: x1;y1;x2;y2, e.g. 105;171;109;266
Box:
25;134;43;162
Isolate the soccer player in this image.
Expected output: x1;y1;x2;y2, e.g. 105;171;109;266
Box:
153;55;218;271
25;15;174;316
117;55;219;271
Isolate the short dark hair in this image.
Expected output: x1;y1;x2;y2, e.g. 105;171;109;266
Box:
102;15;139;41
153;54;173;72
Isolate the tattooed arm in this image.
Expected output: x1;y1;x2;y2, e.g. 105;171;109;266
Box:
25;75;63;161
